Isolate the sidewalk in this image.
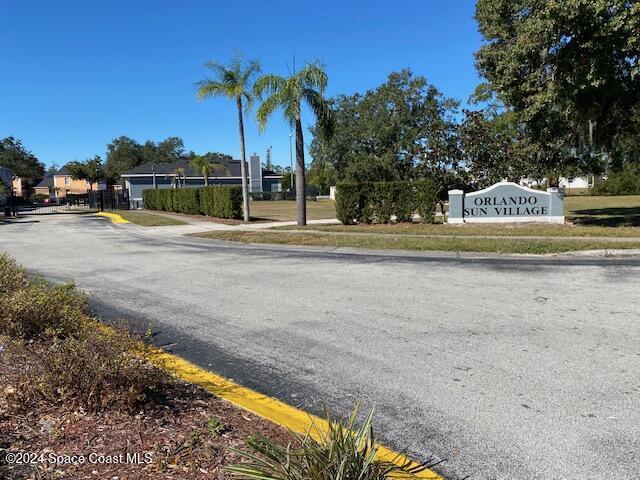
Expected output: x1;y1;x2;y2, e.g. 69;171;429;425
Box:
129;210;339;236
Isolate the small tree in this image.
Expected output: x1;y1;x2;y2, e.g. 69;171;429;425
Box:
254;62;333;225
196;52;261;222
191;153;230;186
66;156;106;191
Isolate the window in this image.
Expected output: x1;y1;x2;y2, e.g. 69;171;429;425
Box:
64;177;71;185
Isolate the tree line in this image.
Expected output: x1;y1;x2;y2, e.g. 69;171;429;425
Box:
3;0;638;222
309;0;640;193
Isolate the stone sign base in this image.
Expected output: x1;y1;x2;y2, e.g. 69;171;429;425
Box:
448;182;564;224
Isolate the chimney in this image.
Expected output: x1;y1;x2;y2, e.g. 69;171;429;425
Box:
249;155;262;193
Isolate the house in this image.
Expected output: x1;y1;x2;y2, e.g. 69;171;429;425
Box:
120;155;282;207
34;164;106;200
520;175;599;192
34;173;54;197
12;177;25;197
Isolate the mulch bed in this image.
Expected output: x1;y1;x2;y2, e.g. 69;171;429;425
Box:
0;338;293;480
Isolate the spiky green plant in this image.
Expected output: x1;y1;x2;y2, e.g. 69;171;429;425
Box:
226;405;433;480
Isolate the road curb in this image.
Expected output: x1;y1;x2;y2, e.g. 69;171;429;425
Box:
148;348;444;479
96;212;129;224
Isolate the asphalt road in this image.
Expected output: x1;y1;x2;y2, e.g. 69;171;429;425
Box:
1;215;639;480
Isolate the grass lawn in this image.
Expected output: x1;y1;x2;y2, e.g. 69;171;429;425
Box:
565;195;640;227
113;210;188;226
249;199;336;221
276;195;640;238
192;230;640;255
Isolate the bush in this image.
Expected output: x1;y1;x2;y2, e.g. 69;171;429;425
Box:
198;186;243;219
172;188;200;214
414;179;440;223
249;191;296;201
0;254;88;339
335;180;440;224
15;327;168;413
335;183;363;225
0;253;28;294
227;405;432;480
591;169;640;196
143;186;243;219
0;280;88;339
142;189;160;210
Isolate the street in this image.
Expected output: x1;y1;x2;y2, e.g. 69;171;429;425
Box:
1;214;639;480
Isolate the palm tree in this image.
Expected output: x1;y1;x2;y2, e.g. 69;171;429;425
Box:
196;53;260;222
254;62;333;226
191;155;227;186
172;167;186;188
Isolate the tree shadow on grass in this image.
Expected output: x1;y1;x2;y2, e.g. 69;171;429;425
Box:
569;207;640;227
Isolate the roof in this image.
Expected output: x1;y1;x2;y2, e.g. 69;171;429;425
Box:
55;163;72;176
121;159;282;178
35;174;54;188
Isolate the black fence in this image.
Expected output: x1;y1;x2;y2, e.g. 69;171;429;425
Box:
5;190;130;216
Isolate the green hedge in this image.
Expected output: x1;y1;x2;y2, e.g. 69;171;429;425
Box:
200;185;243;218
142;186;243;219
335;180;440;224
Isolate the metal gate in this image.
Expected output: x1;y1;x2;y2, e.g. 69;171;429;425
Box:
11;189;130;216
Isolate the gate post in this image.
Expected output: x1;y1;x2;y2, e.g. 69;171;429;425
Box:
99;190;104;212
447;189;464;223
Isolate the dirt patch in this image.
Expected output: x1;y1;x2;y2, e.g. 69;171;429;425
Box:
0;338;292;480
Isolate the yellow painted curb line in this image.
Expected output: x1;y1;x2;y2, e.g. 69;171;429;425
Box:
96;212;129;224
147;348;443;479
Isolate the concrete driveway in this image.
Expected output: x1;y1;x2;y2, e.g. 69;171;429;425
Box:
1;214;639;480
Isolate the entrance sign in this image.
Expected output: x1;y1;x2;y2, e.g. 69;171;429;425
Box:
448;182;564;224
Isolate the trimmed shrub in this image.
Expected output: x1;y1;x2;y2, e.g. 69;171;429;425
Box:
336;180;440;224
172;188;200;214
335;183;362;225
250;191;296;201
414;179;440;223
200;186;243;219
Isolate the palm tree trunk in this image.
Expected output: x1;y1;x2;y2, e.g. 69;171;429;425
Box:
237;97;251;222
295;118;306;226
204;170;209;186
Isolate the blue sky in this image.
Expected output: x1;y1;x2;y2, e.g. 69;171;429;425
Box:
1;0;482;169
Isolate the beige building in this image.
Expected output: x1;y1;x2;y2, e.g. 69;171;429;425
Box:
34;164;105;199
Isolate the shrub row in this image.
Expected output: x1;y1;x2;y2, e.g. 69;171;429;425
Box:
335;180;440;224
142;186;243;219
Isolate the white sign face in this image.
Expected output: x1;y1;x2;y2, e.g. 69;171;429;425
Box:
448;182;564;224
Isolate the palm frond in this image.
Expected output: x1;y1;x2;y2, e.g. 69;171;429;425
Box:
226;404;437;480
256;90;289;131
196;79;233;99
299;62;328;93
254;74;287;98
303;88;334;137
